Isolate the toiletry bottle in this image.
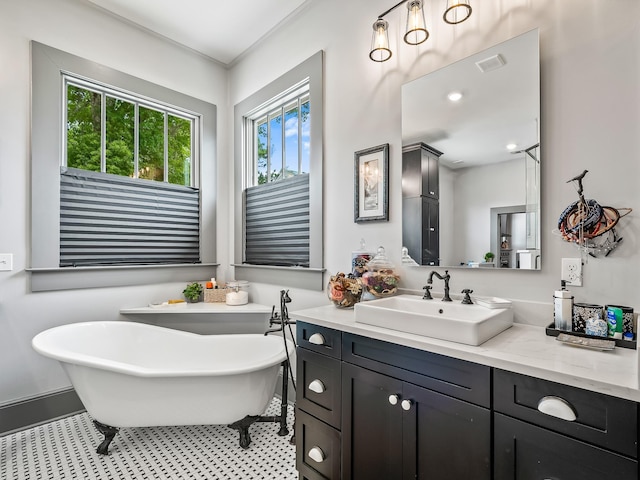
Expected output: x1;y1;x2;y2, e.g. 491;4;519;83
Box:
606;306;623;339
554;281;573;332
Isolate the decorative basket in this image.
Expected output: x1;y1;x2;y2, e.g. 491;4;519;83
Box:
204;288;230;303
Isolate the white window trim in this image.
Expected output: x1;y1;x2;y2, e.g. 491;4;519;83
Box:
233;51;324;291
29;41;218;291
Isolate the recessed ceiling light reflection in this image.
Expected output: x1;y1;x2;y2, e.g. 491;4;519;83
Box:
506;143;517;150
447;91;463;102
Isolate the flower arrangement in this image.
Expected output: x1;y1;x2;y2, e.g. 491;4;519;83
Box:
327;272;363;308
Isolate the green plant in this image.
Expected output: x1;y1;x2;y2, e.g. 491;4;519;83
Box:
182;282;204;302
484;252;495;263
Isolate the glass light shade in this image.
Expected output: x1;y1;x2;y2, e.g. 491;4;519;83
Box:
369;19;392;62
443;0;472;25
404;0;429;45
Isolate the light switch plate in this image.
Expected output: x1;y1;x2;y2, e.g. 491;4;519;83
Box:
561;257;582;287
0;253;13;271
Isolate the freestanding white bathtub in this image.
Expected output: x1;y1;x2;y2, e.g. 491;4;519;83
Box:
32;321;294;454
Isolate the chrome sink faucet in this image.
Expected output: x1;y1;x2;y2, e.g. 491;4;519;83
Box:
425;270;452;302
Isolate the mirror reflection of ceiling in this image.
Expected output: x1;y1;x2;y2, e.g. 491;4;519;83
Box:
402;30;539;169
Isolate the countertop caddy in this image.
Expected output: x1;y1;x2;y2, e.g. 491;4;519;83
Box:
293;303;640;480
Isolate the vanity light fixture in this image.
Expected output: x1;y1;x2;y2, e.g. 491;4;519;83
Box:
443;0;472;25
369;0;472;62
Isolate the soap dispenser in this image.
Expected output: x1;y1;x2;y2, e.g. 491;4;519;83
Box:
554;281;573;331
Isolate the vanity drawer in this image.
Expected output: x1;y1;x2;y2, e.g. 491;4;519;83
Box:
297;322;341;359
296;408;341;480
494;369;638;458
342;332;491;407
297;347;342;429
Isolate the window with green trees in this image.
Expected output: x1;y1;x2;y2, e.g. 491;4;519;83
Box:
65;78;194;186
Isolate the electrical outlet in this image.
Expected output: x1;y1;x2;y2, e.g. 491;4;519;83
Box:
561;257;582;287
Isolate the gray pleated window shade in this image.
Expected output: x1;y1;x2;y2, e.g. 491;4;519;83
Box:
60;168;200;267
244;174;309;267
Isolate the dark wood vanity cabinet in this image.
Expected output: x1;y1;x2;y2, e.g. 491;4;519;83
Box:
342;362;491;480
296;321;640;480
341;333;491;480
402;142;442;266
493;369;639;480
296;323;343;480
296;322;491;480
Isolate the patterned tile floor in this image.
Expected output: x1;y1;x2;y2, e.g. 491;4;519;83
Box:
0;398;298;479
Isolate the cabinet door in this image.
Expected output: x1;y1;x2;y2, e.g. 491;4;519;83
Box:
422;197;439;265
495;413;638;480
403;382;491;480
342;363;403;480
424;149;439;199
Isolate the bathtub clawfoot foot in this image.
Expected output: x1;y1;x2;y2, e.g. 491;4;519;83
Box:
228;415;260;449
93;420;119;455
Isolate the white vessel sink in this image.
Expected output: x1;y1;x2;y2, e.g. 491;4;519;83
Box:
354;294;513;346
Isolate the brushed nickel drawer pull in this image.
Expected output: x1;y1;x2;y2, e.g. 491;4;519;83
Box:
537;396;577;421
308;333;326;345
308;446;325;463
308;379;326;394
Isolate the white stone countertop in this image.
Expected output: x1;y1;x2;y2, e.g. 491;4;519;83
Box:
290;304;640;403
120;302;272;315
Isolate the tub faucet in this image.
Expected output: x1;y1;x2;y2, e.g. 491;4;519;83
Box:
265;290;295;335
427;270;452;302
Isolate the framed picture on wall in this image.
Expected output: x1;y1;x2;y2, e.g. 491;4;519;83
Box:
354;143;389;223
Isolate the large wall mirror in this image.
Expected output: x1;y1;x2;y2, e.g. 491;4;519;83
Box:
401;29;541;270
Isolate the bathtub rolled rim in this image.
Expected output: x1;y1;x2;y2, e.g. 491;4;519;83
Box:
32;321;294;378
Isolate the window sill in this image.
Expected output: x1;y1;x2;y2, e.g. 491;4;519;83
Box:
27;263;219;292
232;264;325;291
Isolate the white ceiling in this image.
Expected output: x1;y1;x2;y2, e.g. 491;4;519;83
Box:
86;0;309;65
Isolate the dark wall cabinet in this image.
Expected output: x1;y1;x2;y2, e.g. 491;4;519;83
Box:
402;142;442;266
296;322;640;480
402;142;440;199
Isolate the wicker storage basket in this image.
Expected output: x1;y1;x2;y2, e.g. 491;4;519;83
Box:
204;288;230;303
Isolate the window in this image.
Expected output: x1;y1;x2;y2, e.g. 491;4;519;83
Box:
253;93;310;185
244;88;311;267
60;77;200;267
65;78;195;186
233;51;324;290
30;42;217;291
